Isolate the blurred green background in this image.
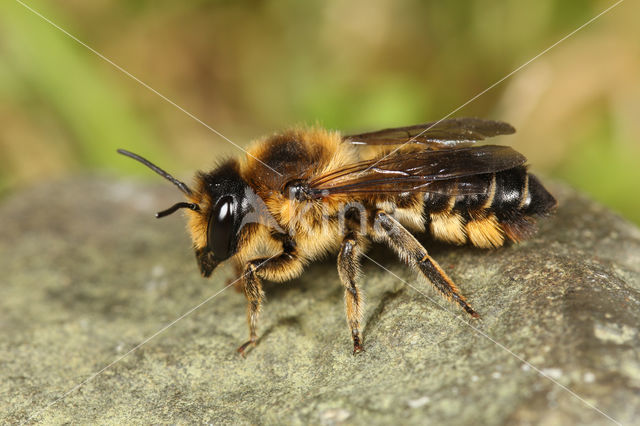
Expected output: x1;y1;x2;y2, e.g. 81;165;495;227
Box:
1;0;638;223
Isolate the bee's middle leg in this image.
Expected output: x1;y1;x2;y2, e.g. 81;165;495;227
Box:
338;231;365;355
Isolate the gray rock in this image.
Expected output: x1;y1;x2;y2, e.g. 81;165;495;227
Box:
1;177;639;425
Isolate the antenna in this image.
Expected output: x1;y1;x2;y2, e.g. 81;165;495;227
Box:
117;149;193;196
156;202;200;218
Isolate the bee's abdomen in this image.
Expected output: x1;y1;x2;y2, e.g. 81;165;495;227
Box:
424;166;556;248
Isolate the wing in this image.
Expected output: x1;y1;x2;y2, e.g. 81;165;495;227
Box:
343;118;515;148
308;145;526;198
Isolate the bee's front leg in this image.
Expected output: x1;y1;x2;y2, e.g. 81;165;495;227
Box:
237;260;264;356
227;258;245;293
237;238;304;357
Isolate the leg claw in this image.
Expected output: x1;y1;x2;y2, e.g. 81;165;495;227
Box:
352;337;365;355
237;339;256;357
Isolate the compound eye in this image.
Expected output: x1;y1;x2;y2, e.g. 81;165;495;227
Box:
207;196;236;260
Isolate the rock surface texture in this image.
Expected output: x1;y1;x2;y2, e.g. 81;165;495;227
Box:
1;178;639;425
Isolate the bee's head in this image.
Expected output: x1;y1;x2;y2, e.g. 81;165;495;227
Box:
117;150;252;277
196;162;252;267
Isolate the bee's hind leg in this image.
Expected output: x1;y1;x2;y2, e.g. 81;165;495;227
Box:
371;210;479;318
337;231;366;355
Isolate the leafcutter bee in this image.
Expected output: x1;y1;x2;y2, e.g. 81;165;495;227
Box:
118;118;556;355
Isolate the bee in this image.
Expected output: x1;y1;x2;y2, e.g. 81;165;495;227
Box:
118;118;556;356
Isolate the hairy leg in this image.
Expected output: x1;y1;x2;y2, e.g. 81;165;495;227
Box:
238;238;305;356
371;210;479;318
337;231;366;354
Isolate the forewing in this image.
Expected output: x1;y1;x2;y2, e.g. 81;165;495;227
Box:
344;118;515;147
308;145;526;197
